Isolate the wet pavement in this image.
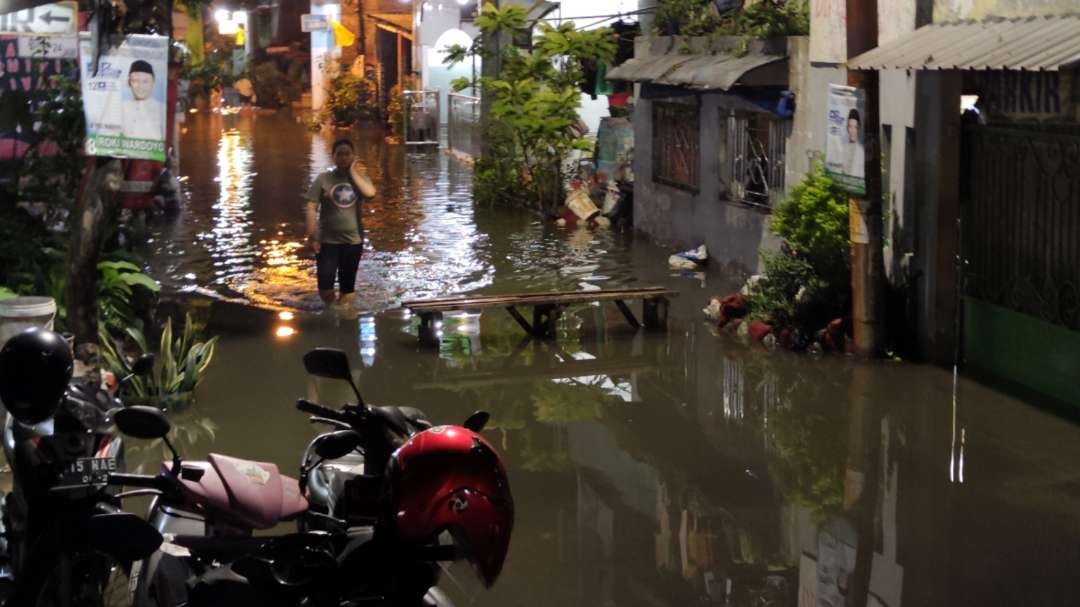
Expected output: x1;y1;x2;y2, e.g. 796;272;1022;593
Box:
134;111;1080;607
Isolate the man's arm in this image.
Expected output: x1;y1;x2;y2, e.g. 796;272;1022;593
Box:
305;201;320;253
350;163;377;198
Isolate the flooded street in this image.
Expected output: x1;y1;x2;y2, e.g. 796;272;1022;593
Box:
137;112;1080;607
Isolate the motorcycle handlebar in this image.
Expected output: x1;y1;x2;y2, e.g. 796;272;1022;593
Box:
296;399;351;424
108;472;168;491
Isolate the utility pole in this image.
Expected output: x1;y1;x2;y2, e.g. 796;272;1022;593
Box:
846;0;885;357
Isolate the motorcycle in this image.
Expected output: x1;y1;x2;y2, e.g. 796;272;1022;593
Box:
0;328;164;606
121;347;513;607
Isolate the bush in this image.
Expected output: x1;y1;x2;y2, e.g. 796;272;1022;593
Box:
746;164;850;331
746;250;818;327
250;61;299;109
319;71;378;127
769;162;850;289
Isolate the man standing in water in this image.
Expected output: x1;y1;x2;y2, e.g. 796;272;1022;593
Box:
305;138;376;307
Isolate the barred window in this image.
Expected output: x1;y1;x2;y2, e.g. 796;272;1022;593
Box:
653;102;700;191
719;111;789;208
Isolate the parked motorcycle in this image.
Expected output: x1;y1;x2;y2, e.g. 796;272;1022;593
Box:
121;347;513;607
0;327;164;607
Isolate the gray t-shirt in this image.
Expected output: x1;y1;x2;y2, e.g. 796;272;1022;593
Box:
306;169;364;245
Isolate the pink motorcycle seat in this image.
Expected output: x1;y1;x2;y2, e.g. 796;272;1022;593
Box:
168;454;308;529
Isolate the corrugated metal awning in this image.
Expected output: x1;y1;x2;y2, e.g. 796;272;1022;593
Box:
607;51;787;90
849;14;1080;71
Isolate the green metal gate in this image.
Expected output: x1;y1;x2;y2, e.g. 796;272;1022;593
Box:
961;124;1080;404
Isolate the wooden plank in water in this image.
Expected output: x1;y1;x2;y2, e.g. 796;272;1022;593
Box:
403;287;678;312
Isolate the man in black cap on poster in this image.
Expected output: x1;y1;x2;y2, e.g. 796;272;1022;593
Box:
122;59;164;141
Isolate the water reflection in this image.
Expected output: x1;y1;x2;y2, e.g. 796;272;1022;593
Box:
143;112;1080;607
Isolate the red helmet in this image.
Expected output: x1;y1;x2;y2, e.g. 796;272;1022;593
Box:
387;425;514;587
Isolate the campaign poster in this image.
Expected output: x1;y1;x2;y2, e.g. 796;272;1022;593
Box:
79;33;168;161
825;84;866;196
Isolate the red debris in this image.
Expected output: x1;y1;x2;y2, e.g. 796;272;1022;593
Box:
714;293;747;327
819;318;847;352
749;320;773;342
778;328;794;349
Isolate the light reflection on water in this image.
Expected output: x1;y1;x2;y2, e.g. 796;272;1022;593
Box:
155;113;640;313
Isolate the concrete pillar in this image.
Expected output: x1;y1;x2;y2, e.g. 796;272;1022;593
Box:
913;70;962;364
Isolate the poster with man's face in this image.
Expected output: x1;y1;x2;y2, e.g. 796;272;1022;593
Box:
79;34;168;161
825;84;866;196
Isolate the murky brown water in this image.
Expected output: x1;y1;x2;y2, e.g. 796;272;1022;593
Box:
135;111;1080;607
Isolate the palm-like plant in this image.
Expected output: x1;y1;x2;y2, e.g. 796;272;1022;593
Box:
100;313;219;408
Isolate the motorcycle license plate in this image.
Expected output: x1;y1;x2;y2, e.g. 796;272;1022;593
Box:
57;457;118;488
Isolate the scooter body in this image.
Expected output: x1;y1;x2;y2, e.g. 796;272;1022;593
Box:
0;382;129;605
131;452;309;607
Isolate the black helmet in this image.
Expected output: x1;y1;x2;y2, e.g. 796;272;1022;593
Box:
0;327;73;424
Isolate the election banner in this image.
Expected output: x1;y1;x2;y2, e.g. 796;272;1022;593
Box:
79;33;167;161
824;84;866;197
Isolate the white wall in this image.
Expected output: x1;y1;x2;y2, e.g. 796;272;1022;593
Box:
417;3;480;124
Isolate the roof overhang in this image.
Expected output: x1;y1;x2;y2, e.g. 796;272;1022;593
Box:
848;14;1080;71
607;49;788;91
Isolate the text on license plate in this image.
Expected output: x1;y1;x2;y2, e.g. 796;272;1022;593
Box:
59;457;118;487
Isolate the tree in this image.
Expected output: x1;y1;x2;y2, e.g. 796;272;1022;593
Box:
444;3;615;212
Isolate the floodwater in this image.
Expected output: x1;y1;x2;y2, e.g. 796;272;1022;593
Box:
134;111;1080;607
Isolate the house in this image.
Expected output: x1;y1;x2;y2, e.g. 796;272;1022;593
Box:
846;8;1080;401
608;35;831;277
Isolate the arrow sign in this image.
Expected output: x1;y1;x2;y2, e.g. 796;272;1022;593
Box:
0;1;76;35
38;10;68;24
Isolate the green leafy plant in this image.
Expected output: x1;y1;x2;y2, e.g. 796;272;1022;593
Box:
445;3;616;212
738;0;809;38
0;287;16;300
315;70;379;128
746;163;850;331
14;74;85;212
654;0;724;36
652;0;808;38
250;61;299;109
97;260;160;333
100;313;219;408
746;250;819;327
182;56;229;106
769;161;850;288
386;84;405;140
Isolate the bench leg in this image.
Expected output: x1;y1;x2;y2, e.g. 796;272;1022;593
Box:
505;306;535;336
532;304;562;339
418;312;443;347
643;298;669;331
613;299;641;329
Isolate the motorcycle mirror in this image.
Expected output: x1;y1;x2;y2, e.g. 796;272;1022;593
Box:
463;411;490;432
314;430;362;460
303;348;353;381
131;353;155;376
87;512;163;562
302;348;366;407
114;405;172;440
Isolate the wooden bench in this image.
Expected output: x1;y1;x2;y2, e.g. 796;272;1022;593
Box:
401;286;679;344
